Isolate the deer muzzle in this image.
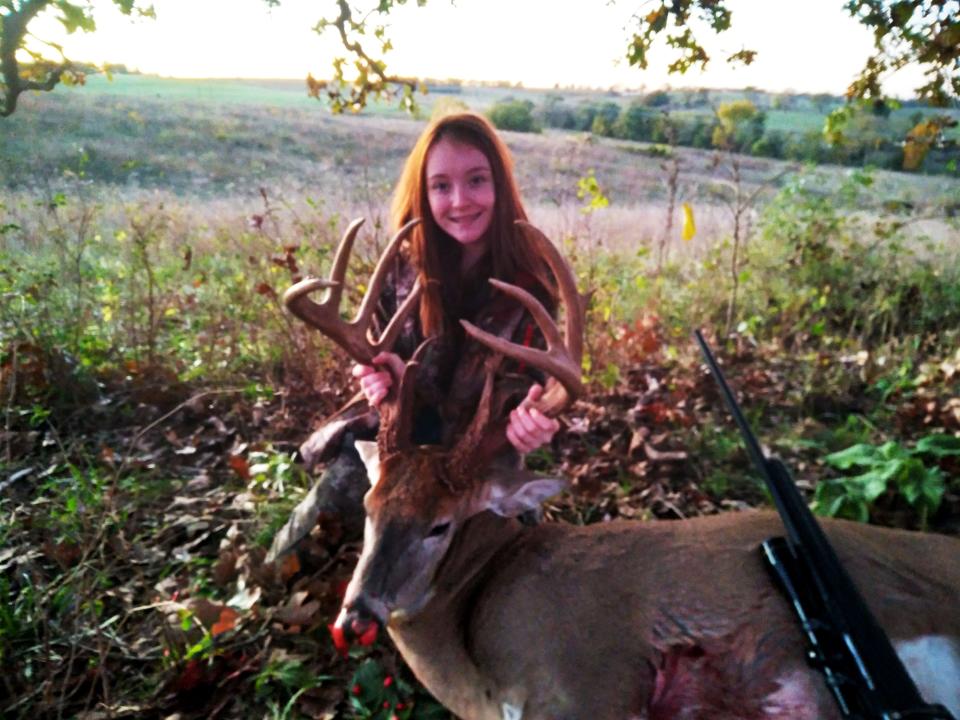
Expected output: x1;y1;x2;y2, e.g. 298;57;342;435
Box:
332;594;389;652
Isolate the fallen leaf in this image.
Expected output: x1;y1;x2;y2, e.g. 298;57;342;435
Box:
228;455;250;480
213;550;239;587
628;427;651;458
280;552;301;581
274;599;320;627
211;607;240;636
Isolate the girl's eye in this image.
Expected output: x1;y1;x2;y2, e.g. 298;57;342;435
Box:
430;181;449;193
469;174;489;187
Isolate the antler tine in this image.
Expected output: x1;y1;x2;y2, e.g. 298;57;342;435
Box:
460;221;584;417
282;217;422;365
517;220;584;396
362;218;423;355
447;223;583;488
328;216;366;309
357;218;421;321
445;353;502;490
379;337;435;455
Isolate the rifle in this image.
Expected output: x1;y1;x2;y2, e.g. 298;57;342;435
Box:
695;330;955;720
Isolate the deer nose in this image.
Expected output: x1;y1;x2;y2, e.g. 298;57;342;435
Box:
333;600;381;649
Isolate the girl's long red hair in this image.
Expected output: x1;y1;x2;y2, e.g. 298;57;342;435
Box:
390;112;556;337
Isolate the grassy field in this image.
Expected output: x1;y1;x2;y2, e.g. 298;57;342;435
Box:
4;75;958;253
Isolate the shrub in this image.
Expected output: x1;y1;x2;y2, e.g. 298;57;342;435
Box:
612;101;655;141
487;99;539;133
643;90;670;107
813;435;960;528
743;169;960;348
712;100;766;152
537;94;577;129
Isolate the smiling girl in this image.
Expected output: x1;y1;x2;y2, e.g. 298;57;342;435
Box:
354;111;562;453
270;113;567;559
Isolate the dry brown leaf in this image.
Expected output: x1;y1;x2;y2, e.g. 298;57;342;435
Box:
628;427;651;458
99;445;116;465
41;540;81;570
213;550;239;587
185;597;226;628
228;454;250;480
280;552;301;581
273;599;321;627
211;607;240;636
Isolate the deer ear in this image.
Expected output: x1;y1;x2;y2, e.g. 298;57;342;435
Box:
484;471;567;517
354;441;382;487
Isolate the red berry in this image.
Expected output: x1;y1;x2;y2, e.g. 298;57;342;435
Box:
351;684;361;696
383;701;390;709
383;675;393;688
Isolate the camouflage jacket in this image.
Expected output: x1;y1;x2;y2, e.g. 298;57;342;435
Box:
298;251;552;469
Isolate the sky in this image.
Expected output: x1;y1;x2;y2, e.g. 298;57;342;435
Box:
27;0;928;98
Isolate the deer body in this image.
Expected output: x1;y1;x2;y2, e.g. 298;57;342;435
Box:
281;219;958;719
384;510;960;720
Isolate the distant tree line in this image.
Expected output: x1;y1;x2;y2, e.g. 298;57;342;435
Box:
486;92;957;175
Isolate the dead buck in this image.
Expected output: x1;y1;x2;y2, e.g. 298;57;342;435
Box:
284;219;960;720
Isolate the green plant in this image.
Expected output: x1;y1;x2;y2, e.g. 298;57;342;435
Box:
254;656;330;720
248;448;307;495
813;434;960;527
346;659;448;720
487;99;539;133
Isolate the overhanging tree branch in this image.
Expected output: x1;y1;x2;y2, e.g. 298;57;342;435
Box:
308;0;424;114
1;0;55;116
1;0;153;117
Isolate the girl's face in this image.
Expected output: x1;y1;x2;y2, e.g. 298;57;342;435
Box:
425;137;495;250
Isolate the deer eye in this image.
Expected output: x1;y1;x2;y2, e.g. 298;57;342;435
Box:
426;522;451;538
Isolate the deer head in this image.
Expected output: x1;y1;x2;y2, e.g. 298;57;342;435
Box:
283;218;583;642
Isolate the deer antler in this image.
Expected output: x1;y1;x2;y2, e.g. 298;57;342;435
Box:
447;221;584;484
377;337;435;455
282;217;423;365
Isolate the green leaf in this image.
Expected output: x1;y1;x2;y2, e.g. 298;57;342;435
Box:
878;440;909;462
824;443;881;470
350;658;388;709
55;1;97;33
898;465;944;511
813;478;868;522
853;468;892;502
915;434;960;458
599;362;620;390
